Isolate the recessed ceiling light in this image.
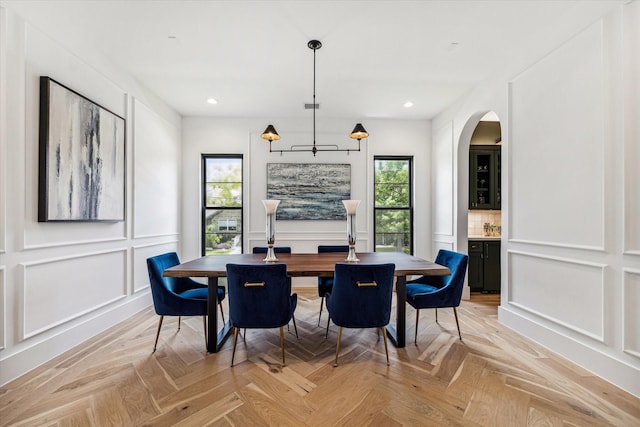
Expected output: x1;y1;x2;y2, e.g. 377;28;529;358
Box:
403;101;414;108
206;97;218;105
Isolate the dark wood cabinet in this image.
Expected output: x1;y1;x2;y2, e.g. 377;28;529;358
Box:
468;240;501;292
469;146;501;210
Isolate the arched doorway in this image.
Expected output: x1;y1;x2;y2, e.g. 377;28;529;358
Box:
456;111;502;302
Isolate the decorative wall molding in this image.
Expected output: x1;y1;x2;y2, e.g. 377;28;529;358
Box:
623;1;640;254
507;250;606;342
23;236;128;251
623;268;640;359
508;20;606;251
132;232;180;240
0;266;5;350
21;248;128;339
508;238;606;253
132;241;178;294
432;120;454;236
131;97;180;240
0;7;6;255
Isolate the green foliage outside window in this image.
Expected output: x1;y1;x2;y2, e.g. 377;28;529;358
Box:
374;158;412;254
202;156;243;255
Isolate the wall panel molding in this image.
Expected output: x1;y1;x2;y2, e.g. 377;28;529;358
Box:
132;97;180;240
21;248;128;339
623;0;640;254
132;241;178;293
623;268;640;359
507;250;606;342
508;20;606;250
433;121;454;236
0;266;5;350
508;238;606;253
0;7;7;255
23;236;128;251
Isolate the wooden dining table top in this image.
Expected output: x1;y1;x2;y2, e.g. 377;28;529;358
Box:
163;251;450;278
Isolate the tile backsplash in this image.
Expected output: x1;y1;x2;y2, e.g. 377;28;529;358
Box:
468;210;502;236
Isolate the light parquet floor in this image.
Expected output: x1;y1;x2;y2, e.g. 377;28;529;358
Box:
1;290;638;426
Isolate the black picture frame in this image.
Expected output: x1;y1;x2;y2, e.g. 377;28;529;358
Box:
38;76;126;222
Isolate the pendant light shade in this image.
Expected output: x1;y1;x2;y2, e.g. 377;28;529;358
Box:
350;123;369;141
261;124;280;141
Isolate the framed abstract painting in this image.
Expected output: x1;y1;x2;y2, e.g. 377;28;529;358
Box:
38;77;126;222
267;163;350;220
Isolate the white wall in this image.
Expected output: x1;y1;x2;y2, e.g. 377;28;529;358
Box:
431;3;640;397
0;7;182;385
181;117;432;286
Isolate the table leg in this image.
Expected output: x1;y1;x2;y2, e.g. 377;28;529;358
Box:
386;275;406;348
208;276;232;353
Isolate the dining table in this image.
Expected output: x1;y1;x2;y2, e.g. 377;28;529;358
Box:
163;251;450;353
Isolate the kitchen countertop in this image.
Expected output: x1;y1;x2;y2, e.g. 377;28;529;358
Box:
469;236;502;241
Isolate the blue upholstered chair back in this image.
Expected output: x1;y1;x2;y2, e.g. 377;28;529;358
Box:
407;250;469;308
252;246;292;254
226;263;296;329
146;252;208;316
326;263;395;328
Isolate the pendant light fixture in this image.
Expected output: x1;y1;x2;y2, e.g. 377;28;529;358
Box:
261;40;369;156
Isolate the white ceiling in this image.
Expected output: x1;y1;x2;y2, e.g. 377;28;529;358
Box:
1;0;622;120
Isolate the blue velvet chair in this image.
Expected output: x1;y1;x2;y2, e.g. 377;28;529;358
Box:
226;263;298;367
325;263;396;366
406;249;469;342
252;246;292;254
317;245;349;326
146;252;226;352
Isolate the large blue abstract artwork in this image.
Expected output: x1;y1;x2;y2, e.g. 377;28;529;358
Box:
38;77;125;221
267;163;350;220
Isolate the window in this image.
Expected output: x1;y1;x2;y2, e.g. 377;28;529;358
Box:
202;155;243;255
374;156;413;254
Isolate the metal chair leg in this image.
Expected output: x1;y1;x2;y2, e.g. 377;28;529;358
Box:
318;297;324;326
279;326;286;366
415;309;420;345
153;316;164;352
231;327;240;367
177;316;181;330
325;314;331;339
219;302;225;325
381;326;390;365
453;307;462;340
334;327;343;367
435;308;438;323
292;315;299;339
202;316;207;350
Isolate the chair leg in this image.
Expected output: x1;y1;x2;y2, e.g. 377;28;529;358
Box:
292;315;299;339
381;326;390;366
318;297;324;326
279;326;286;366
435;308;438;323
453;307;462;340
325;314;331;339
219;302;225;325
178;315;181;330
415;309;420;345
153;316;164;352
231;327;240;367
202;316;207;350
334;327;343;367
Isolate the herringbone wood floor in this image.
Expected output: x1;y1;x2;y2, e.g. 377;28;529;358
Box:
1;290;638;426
